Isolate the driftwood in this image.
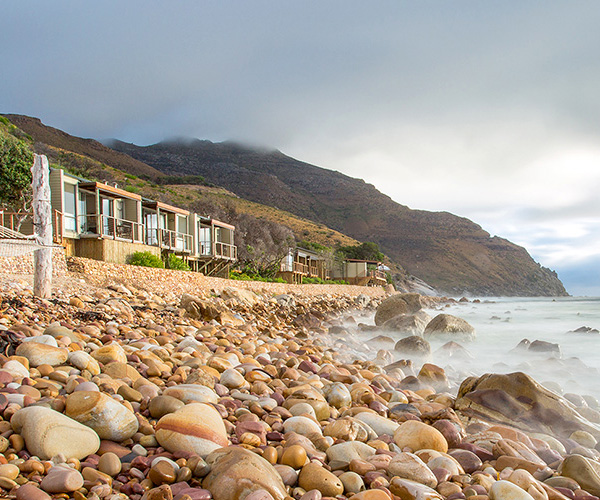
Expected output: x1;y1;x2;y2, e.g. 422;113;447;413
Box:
32;154;52;298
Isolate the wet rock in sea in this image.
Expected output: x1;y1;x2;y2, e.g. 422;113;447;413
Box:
203;446;287;500
382;312;431;336
418;363;450;392
423;314;476;341
567;326;599;335
375;293;423;326
528;340;561;356
11;406;101;460
156;402;229;457
455;372;600;439
395;336;431;358
65;391;139;441
434;341;474;362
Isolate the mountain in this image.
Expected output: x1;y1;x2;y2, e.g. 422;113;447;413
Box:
3;114;163;179
108;138;567;296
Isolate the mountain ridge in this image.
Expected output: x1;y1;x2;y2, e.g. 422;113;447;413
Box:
2;114;567;296
108;137;567;296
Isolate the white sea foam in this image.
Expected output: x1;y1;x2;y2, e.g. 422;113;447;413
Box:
333;296;600;401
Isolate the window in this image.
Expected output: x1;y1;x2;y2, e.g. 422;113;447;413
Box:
101;197;113;236
198;224;211;255
115;200;124;221
64;184;77;232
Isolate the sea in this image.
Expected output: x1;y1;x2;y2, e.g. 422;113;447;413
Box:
348;296;600;402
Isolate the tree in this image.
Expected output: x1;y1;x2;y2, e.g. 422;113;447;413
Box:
0;122;34;227
338;241;384;261
189;198;295;277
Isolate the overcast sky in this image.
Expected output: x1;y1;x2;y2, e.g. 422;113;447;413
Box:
2;1;600;295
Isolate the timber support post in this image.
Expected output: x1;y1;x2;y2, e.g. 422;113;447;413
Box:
32;154;52;298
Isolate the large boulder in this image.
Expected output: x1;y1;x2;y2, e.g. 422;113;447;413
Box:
11;406;100;460
559;454;600;496
374;293;423;326
203;446;287;500
180;294;244;325
65;391;139;441
155;403;229;457
220;287;260;306
394;336;431;359
424;314;476;341
455;372;600;439
382;311;431;336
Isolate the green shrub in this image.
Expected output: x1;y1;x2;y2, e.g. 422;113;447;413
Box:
229;269;285;283
128;251;164;268
168;254;190;271
301;276;348;285
124;185;140;193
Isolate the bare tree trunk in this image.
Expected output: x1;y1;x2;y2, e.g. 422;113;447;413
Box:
32;154;52;298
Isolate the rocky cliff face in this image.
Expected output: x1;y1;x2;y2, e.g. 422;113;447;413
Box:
109;139;567;296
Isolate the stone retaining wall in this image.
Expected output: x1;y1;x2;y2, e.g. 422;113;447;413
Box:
67;256;388;298
0;247;68;276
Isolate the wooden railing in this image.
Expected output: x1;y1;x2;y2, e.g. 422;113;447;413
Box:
215;241;237;259
369;269;387;281
157;228;193;253
293;262;309;274
1;210;63;245
79;214;144;243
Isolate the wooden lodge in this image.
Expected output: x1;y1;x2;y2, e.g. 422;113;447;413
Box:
2;166;390;287
331;259;388;286
0;168;237;277
277;247;329;284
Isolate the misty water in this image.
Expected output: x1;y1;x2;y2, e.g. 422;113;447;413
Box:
338;296;600;402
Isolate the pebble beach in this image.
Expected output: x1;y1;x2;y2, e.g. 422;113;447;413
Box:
1;257;600;500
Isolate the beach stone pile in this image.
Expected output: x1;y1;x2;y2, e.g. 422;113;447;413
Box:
0;281;599;500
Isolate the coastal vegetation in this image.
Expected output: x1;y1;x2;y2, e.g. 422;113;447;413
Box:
0;117;34;221
127;251;164;269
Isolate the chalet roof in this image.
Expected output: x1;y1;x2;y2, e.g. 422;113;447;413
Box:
79;181;142;201
345;259;382;265
142;200;190;216
212;219;235;231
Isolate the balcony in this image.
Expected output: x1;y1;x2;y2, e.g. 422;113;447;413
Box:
0;210;64;245
293;262;309;274
78;214;144;243
145;227;193;253
215;241;237;260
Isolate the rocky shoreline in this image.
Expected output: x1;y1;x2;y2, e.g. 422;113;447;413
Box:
0;270;599;500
